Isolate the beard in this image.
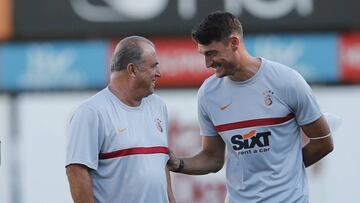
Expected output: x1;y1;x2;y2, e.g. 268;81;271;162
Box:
213;61;236;78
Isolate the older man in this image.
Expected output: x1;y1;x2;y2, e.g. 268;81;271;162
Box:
66;36;175;203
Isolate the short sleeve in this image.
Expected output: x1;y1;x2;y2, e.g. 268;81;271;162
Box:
197;87;218;136
286;70;322;126
66;106;104;170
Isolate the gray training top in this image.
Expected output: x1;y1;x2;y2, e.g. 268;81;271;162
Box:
66;87;170;203
198;58;321;203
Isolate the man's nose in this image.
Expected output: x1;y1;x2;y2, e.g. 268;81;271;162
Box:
155;66;161;78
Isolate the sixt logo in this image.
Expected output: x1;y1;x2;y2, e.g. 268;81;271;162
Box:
231;130;271;155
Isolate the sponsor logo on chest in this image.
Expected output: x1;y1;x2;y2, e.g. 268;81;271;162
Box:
231;130;271;155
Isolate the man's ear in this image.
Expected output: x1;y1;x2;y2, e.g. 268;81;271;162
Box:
127;63;136;77
229;36;240;50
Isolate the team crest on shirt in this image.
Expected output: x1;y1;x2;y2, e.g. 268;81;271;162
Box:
263;89;274;107
154;118;163;133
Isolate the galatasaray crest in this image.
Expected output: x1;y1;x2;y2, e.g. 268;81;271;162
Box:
155;118;163;133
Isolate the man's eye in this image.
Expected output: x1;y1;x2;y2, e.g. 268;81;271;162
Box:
207;52;216;57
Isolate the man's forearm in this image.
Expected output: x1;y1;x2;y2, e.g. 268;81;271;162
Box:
66;164;95;203
166;168;176;203
302;137;334;167
170;150;224;175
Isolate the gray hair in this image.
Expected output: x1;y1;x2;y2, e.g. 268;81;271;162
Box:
111;36;154;72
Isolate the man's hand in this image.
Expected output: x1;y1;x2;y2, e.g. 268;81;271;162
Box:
166;136;225;175
167;150;181;172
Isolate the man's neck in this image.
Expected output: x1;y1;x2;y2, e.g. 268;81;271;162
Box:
229;56;261;82
109;76;142;107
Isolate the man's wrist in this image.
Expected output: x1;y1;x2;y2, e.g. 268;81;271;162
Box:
173;159;184;173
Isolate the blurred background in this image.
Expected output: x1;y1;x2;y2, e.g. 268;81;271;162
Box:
0;0;359;202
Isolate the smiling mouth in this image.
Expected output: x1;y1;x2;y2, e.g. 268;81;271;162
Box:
209;62;221;69
210;63;222;72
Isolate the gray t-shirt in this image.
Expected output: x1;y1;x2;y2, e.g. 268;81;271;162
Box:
66;87;169;203
198;58;321;203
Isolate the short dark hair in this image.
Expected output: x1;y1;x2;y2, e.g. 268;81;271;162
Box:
111;36;154;72
191;11;243;45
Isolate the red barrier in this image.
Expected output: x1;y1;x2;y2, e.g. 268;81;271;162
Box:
152;37;213;87
339;33;360;83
